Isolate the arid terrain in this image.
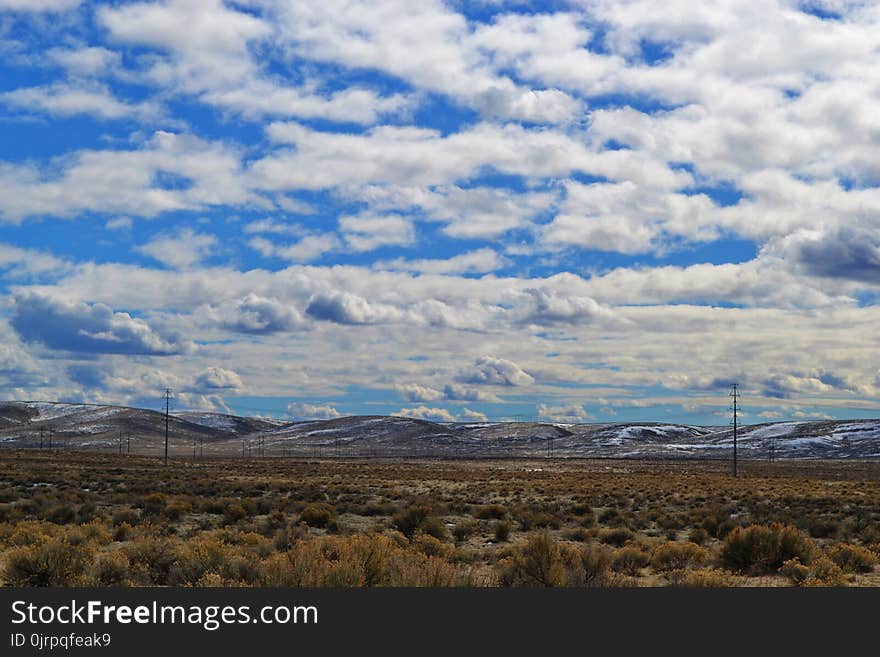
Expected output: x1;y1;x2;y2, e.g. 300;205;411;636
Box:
1;450;878;587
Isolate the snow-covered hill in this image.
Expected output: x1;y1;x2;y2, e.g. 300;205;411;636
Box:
1;401;879;459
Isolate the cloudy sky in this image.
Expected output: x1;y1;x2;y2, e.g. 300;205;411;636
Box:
1;0;879;424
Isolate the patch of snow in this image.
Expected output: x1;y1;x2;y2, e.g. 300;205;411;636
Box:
181;413;237;430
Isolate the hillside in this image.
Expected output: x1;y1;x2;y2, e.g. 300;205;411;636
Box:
1;401;879;459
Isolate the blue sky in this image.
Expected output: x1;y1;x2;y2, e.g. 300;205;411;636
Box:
2;0;880;425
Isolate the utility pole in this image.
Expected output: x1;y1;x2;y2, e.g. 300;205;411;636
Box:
164;388;172;466
730;383;739;478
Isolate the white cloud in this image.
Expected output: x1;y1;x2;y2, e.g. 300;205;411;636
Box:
137;228;218;270
394;405;457;422
396;383;444;403
0;0;80;11
459;408;488;422
305;290;403;325
10;293;189;356
273;0;582;123
374;248;507;275
105;217;133;231
193;366;242;390
287;401;342;420
537;403;590;423
0;83;161;121
249;234;342;263
252;121;685;192
98;0;409;124
46;46;121;77
456;355;535;387
0;243;68;280
215;293;306;334
339;213;415;252
396;381;501;403
0;131;251;224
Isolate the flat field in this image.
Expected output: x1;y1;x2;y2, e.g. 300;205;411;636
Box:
1;450;879;587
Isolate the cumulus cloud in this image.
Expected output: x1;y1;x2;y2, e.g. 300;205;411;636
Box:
287;401;342;420
396;382;501;403
442;383;501;403
394;406;457;423
456;355;534;387
0;243;68;280
374;248;507;275
0;83;160;122
193;367;242;390
516;288;624;326
0;131;250;224
216;293;306;334
10;293;188;356
97;0;409;124
305;291;402;325
249;234;342;263
766;227;880;284
459;408;489;422
339;213;415;252
137;228;218;269
395;383;444;403
537;403;591;423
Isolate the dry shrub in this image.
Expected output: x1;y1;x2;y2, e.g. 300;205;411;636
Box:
65;521;111;547
687;527;710;545
804;557;847;587
391;505;431;539
561;527;591;542
493;521;511;543
222;502;247;525
611;546;650;576
2;520;58;548
123;537;180;585
498;532;566;587
170;537;238;586
580;544;613;584
783;556;848;587
3;540;91;586
474;505;507;520
780;557;810;585
720;523;814;575
599;527;634;547
299;503;336;528
259;534;471;587
111;508;140;527
667;569;735;587
826;544;877;574
651;541;707;572
412;533;449;558
452;519;479;543
91;550;131;586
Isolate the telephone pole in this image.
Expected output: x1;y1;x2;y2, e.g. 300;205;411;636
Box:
729;383;739;478
164;388;172;466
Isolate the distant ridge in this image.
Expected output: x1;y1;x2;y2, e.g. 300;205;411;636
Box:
1;401;879;459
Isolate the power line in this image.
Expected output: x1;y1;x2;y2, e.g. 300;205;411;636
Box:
164;388;173;466
729;383;739;478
